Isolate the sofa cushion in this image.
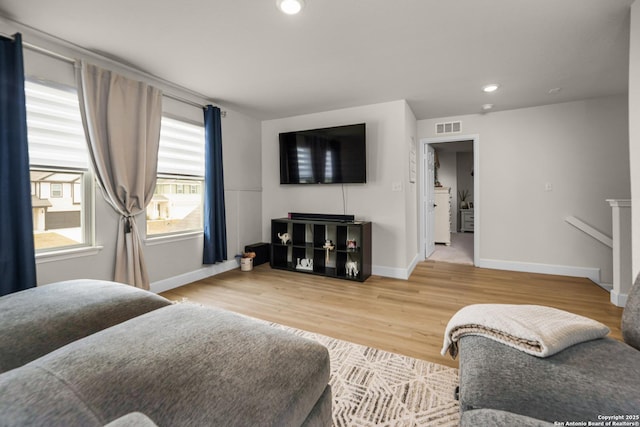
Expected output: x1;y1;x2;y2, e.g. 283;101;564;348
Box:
622;274;640;350
0;279;171;373
0;304;331;426
459;335;640;423
301;386;333;427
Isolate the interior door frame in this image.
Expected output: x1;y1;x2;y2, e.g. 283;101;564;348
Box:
419;134;480;266
425;144;436;258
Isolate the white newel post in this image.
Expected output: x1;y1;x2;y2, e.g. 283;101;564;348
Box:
607;199;632;307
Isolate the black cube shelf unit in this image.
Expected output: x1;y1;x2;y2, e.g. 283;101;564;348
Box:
270;218;372;282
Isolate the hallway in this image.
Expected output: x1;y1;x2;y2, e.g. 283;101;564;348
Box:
427;232;473;265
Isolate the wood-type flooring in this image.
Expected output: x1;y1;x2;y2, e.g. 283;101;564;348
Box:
161;261;624;368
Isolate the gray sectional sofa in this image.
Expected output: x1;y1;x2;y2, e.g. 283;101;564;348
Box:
457;276;640;426
0;279;332;426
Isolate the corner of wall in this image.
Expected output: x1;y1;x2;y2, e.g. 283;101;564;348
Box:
630;1;640;280
150;260;239;294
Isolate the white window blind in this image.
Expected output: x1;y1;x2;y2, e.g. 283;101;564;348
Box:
157;117;205;177
25;80;88;170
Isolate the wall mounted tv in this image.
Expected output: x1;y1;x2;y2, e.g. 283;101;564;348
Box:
279;123;366;184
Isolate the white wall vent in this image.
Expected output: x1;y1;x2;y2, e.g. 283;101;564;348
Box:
435;121;461;134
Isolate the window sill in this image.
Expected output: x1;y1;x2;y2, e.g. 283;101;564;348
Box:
36;245;104;264
145;231;203;246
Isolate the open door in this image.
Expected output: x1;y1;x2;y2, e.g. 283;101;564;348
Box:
425;144;435;257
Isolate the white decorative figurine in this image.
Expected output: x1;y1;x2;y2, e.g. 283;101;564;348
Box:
277;232;290;245
345;261;359;277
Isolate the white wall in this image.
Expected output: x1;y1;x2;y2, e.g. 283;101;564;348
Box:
457;152;474;205
2;17;263;289
261;100;419;278
418;95;630;284
630;0;640;281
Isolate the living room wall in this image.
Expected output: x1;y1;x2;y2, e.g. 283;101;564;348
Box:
1;17;263;289
418;95;630;285
261;100;419;278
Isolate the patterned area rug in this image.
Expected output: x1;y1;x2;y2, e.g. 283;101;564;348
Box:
266;322;460;427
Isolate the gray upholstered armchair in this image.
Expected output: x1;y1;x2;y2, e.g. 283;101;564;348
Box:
458;275;640;426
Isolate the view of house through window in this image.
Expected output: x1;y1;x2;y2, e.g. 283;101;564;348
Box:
147;116;205;236
25;79;90;251
30;170;84;250
147;178;203;235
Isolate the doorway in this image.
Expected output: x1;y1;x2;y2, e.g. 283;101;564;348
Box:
419;135;479;266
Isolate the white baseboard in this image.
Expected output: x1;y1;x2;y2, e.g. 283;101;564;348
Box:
610;290;628;307
151;257;603;290
597;282;613;292
477;258;601;284
406;253;420;278
150;260;239;294
153;255;417;291
373;265;408;280
373;253;420;280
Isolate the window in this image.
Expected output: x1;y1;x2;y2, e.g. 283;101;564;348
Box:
25;79;92;251
146;116;205;236
50;183;63;198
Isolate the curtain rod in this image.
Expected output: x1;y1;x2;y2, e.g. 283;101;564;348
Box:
2;31;75;64
25;41;75;64
25;40;227;116
2;27;225;115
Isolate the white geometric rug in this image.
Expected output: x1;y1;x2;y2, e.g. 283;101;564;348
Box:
265;322;460;427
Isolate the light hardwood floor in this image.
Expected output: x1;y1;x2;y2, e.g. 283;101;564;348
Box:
161;261;624;368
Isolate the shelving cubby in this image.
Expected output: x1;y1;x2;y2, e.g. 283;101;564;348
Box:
270;218;371;282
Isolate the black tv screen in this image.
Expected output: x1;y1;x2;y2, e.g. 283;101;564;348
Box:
279;123;366;184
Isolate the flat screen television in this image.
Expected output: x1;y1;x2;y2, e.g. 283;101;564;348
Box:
279;123;366;184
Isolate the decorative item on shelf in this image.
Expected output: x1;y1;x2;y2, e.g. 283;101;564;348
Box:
277;232;290;245
240;251;256;272
322;239;335;264
345;260;359;277
296;258;313;271
347;239;357;249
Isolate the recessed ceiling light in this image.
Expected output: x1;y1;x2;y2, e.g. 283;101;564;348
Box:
277;0;305;15
482;84;500;93
548;87;562;94
482;104;494;111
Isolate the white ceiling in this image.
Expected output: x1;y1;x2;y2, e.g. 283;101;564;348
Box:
0;0;633;120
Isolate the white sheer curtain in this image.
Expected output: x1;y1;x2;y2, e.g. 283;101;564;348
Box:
77;62;163;289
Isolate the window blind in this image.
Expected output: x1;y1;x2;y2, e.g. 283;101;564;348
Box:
157;117;205;177
25;80;88;170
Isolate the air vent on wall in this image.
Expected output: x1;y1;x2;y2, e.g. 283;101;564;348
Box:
435;121;461;135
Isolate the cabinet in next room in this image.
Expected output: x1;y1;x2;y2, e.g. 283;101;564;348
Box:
434;187;451;245
460;209;474;232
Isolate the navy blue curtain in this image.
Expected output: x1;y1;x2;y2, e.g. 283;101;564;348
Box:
203;105;227;264
0;33;37;296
